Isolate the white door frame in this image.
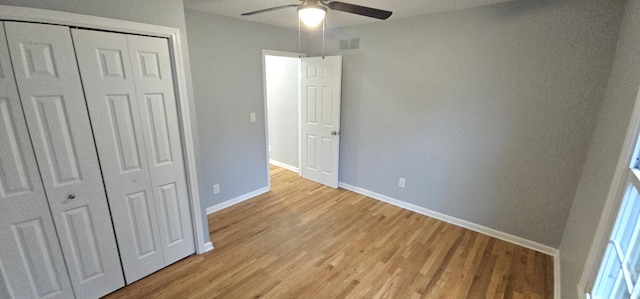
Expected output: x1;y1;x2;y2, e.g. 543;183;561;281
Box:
261;49;305;189
0;5;209;254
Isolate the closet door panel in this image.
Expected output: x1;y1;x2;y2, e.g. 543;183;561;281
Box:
0;22;74;299
71;29;165;284
128;35;195;264
5;22;124;298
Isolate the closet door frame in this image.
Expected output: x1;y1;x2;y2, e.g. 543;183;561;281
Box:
0;5;210;254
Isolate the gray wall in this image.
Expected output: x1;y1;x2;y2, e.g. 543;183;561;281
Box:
0;0;210;246
323;0;623;247
559;0;640;297
185;10;299;214
266;55;300;169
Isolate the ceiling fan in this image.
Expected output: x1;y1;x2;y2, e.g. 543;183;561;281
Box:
241;0;392;27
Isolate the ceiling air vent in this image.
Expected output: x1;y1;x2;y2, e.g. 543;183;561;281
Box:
340;38;360;50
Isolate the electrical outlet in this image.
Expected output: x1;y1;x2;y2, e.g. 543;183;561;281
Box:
213;184;220;194
250;112;256;122
399;178;406;188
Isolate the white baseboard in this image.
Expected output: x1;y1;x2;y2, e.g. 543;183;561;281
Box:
203;241;214;253
206;186;270;215
269;159;299;173
337;182;561;298
337;182;558;256
204;181;561;298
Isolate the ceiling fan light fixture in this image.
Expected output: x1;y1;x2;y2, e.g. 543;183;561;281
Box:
298;4;326;27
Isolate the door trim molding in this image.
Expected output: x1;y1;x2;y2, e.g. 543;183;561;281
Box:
0;5;208;254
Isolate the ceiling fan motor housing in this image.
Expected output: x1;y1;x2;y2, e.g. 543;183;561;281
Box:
241;0;392;21
298;0;328;27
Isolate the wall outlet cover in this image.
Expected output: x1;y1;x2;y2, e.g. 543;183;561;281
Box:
213;184;220;194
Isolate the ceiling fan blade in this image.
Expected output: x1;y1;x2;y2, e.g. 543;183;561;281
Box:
242;4;299;16
327;1;392;20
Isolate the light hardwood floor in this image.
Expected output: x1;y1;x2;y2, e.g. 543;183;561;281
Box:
106;166;554;298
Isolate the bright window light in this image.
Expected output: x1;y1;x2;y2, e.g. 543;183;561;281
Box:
592;170;640;298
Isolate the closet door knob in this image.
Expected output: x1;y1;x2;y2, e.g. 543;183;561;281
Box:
68;194;76;200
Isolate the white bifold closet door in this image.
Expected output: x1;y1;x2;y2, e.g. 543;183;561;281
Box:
0;22;74;299
72;29;195;284
3;22;124;298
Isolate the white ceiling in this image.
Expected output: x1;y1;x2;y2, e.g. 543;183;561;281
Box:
184;0;516;30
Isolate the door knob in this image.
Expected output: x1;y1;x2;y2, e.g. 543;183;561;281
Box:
331;131;338;136
68;194;76;200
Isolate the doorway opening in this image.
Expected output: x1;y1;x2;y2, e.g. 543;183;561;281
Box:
262;50;343;189
262;50;302;189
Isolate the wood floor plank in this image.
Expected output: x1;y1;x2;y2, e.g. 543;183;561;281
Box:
105;166;554;298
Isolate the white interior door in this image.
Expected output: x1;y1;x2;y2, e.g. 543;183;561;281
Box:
0;22;74;299
5;22;124;298
300;56;342;188
71;29;165;284
127;34;195;264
